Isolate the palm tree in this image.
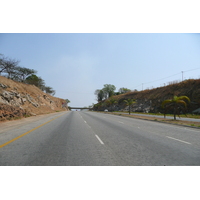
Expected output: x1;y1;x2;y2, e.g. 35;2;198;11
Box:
106;98;118;112
161;95;190;120
123;99;136;114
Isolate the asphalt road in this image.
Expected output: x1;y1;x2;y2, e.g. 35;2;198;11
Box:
0;111;200;166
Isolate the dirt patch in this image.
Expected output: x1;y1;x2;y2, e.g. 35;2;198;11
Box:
0;103;31;121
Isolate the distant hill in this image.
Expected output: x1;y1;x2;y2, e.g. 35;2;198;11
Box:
0;76;68;121
94;79;200;114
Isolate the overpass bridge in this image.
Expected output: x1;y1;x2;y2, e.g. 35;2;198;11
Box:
69;107;91;110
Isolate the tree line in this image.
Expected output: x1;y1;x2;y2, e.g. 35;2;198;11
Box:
0;54;55;95
94;84;135;102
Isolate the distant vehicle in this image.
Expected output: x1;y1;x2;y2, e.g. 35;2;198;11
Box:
104;109;108;112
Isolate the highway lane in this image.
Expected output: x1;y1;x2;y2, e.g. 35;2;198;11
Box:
81;112;200;165
0;111;200;166
0;111;122;165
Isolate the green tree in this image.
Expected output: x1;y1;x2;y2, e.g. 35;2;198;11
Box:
65;99;70;104
118;87;131;94
95;89;106;102
44;86;56;96
123;99;136;114
26;74;45;90
94;102;104;111
15;67;37;82
161;95;190;120
103;84;116;99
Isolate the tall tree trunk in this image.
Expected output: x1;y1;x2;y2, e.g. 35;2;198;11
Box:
174;113;176;120
174;104;177;120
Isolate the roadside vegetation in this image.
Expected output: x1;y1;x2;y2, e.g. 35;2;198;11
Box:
0;54;55;95
162;95;190;120
123;99;136;114
93;80;200;119
95;84;133;102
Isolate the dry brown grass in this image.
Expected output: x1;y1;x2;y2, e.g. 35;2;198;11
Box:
0;76;67;120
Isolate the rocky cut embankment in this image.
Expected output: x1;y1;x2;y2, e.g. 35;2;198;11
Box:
94;79;200;113
0;76;68;121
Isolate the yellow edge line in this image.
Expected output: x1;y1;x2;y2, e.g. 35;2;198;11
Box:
0;114;65;148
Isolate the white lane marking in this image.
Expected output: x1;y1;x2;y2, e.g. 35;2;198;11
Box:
118;121;124;124
84;121;87;123
95;135;104;145
166;136;191;145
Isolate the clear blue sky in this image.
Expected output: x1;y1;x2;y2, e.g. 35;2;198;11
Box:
1;33;200;107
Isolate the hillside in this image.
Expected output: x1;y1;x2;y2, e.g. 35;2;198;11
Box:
94;79;200;114
0;76;68;121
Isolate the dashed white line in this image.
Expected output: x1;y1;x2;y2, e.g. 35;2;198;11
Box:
95;135;104;145
118;121;124;124
166;136;191;145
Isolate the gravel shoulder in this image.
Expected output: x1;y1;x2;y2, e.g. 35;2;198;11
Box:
100;112;200;129
0;111;67;134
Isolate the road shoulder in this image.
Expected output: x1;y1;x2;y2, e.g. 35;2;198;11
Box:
95;111;200;129
0;111;68;134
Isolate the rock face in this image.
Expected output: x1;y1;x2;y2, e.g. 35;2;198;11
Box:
0;104;30;120
94;79;200;113
0;76;68;121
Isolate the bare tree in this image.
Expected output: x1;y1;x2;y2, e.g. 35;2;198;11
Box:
3;58;20;79
44;86;56;96
1;54;56;96
0;55;8;76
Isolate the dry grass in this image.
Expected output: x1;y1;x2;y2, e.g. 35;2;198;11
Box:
0;76;67;119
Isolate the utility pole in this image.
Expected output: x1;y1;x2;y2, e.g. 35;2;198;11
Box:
182;71;184;81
